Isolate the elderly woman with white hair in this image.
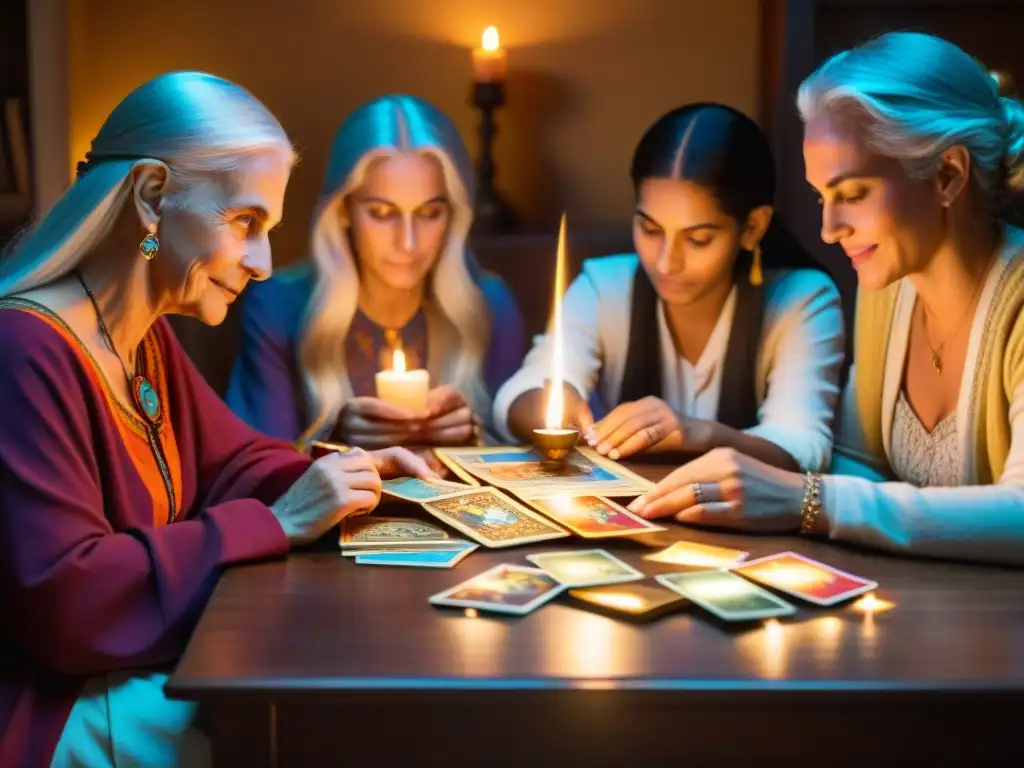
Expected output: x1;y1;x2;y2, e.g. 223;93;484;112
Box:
630;32;1024;566
0;72;434;768
225;94;525;450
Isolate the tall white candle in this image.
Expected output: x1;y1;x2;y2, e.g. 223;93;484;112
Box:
375;348;429;413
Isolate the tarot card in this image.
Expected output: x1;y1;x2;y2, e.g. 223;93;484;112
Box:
526;549;644;587
528;495;664;538
381;476;475;502
429;564;565;615
432;445;654;498
656;570;795;622
643;541;749;568
432;449;482;486
568;582;687;621
731;552;878;606
341;543;469;557
355;541;478;568
338;516;455;550
421;487;568;548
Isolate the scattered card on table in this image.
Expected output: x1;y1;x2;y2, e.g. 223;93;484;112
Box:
644;541;749;568
338;516;454;550
342;543;469;557
528;495;664;538
429;564;565;615
431;446;653;498
381;476;474;502
526;549;644;587
656;570;795;621
355;541;478;568
421;487;568;548
731;551;878;606
568;582;687;621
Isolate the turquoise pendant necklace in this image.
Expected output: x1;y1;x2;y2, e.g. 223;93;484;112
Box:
75;271;163;426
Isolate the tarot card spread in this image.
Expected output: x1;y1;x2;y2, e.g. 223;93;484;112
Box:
432;446;654;499
421;487;568;548
656;570;795;622
429;564;565;615
338;516;456;550
528;495;663;538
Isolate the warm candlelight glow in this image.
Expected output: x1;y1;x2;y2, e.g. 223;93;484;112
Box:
472;25;508;83
375;347;429;412
392;347;406;373
482;25;500;51
545;214;568;429
852;593;894;613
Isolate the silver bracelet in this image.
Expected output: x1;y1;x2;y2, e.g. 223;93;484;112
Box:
799;472;825;536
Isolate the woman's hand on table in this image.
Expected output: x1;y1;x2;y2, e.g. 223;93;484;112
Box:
585;396;688;459
627;447;806;533
271;449;384;546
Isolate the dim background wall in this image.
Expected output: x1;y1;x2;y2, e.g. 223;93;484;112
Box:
53;0;761;262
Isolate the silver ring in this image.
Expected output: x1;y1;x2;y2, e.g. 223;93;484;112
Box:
692;482;704;504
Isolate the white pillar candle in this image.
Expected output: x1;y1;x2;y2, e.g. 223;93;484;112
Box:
375;348;429;413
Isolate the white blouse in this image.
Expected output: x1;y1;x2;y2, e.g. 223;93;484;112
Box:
492;255;846;472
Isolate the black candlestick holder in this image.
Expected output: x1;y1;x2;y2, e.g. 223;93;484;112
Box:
470;82;517;235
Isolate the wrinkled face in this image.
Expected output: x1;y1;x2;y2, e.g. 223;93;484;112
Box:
345;152;452;292
633;178;745;306
154;147;291;325
803;115;946;290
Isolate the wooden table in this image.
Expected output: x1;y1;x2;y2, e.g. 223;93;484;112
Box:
167;465;1024;766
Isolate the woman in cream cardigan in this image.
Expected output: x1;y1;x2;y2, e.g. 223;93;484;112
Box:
631;32;1024;566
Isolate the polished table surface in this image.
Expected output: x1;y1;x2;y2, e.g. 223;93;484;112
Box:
167;463;1024;764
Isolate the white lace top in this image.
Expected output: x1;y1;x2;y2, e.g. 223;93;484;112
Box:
889;390;961;487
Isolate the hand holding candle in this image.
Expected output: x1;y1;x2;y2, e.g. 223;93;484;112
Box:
375;348;429;414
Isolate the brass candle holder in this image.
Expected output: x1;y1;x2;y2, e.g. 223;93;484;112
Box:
530;427;580;462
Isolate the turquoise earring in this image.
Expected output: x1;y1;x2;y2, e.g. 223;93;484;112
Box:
140;229;160;260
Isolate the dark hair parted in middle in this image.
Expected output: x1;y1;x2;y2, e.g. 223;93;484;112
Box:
621;102;827;429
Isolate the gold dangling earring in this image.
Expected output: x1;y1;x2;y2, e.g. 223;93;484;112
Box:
139;227;160;261
749;242;763;286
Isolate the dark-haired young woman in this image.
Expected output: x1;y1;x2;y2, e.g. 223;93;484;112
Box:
494;102;845;472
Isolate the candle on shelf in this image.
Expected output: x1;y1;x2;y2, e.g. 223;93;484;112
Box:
532;214;578;461
472;25;508;83
375;348;429;413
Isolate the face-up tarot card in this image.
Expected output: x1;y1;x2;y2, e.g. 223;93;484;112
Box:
526;549;644;587
429;564;565;615
338;516;454;550
643;541;749;568
656;570;796;622
528;495;664;538
421;488;568;548
731;552;878;606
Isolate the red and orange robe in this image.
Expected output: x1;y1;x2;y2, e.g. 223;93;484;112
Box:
0;300;311;768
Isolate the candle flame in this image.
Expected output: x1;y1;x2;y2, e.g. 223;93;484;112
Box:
545;214;568;429
482;26;500;51
392;348;406;373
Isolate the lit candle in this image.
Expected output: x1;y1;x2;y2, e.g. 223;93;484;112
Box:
531;214;578;461
545;213;569;431
472;26;508;83
375;348;429;413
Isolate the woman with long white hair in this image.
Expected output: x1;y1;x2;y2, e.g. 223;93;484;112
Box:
0;71;433;768
632;33;1024;566
226;94;525;449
